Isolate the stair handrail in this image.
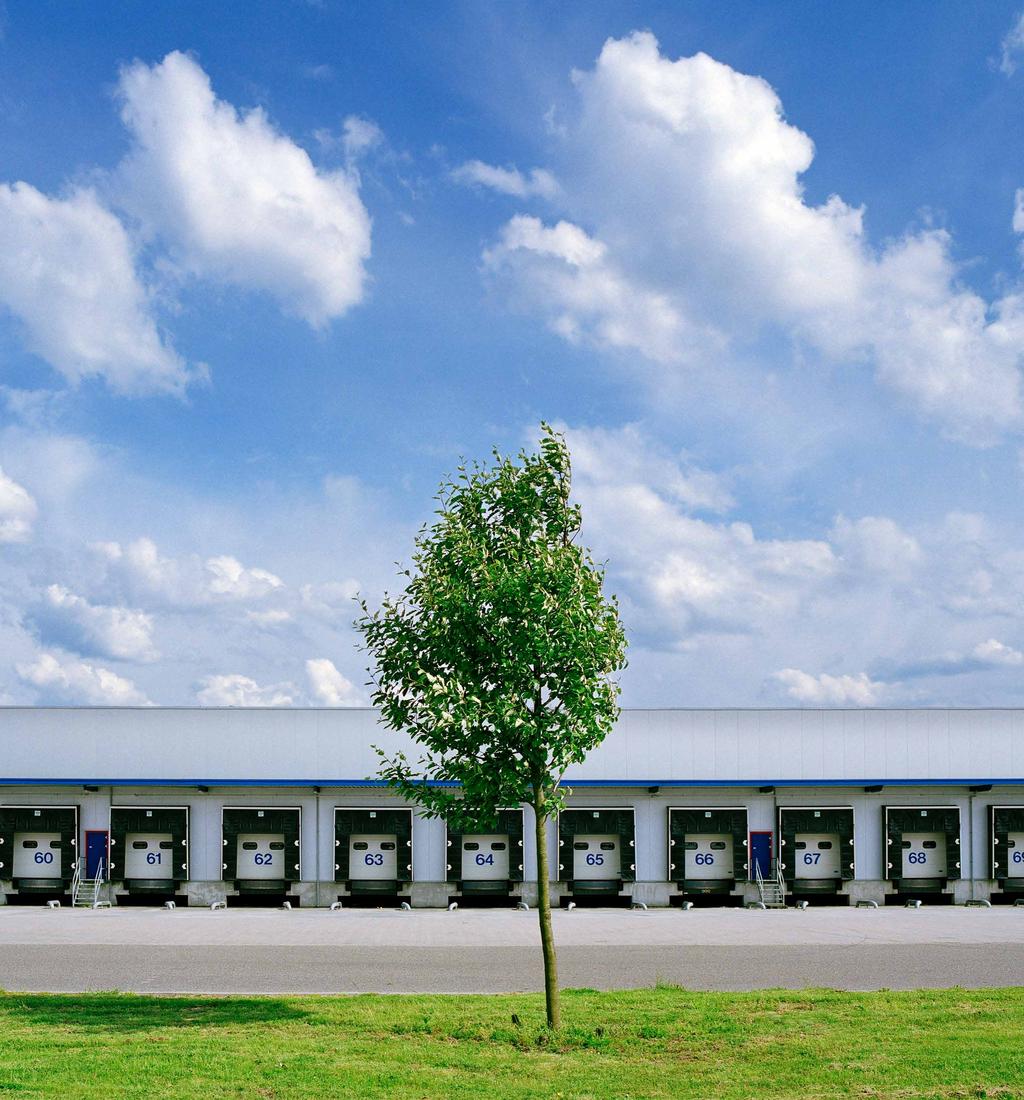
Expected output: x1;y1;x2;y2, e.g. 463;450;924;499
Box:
775;858;786;901
91;858;105;907
70;856;83;905
754;860;766;904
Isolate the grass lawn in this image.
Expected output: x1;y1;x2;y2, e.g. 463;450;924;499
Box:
0;987;1021;1098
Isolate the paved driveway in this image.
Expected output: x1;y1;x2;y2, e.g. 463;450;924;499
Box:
0;906;1021;993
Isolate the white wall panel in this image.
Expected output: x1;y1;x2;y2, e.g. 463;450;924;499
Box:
3;707;1024;786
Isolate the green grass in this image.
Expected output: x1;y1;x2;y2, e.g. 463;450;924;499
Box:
0;987;1022;1098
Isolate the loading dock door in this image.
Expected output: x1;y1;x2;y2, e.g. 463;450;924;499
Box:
901;833;946;879
558;808;635;893
349;835;398;882
236;834;286;880
223;807;300;887
885;806;959;886
2;807;78;889
335;809;412;891
683;834;733;882
110;807;189;887
461;835;510;882
124;834;174;882
668;808;747;892
446;809;523;895
572;835;620;881
13;834;61;878
1008;832;1024;876
793;834;841;880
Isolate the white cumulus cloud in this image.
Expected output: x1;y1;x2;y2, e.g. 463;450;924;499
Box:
0;183;190;395
29;584;157;662
566;422;836;636
342;115;384;160
774;668;888;706
999;12;1024;75
973;638;1024;667
16;651;151;705
879;635;1024;681
205;555;283;600
305;657;363;705
484;32;1024;444
300;579;360;619
453;160;559;199
557;420;1024;703
0;467;37;542
563;422;733;513
116;50;372;326
484;214;716;366
94;538;282;607
831;515;922;577
246;609;293;628
195;673;294;707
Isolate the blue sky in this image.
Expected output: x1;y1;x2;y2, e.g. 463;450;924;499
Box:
4;1;1024;707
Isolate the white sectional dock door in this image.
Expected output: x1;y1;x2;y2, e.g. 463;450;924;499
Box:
123;834;174;881
334;808;413;895
667;807;748;899
557;808;636;897
0;805;78;895
991;806;1024;893
446;809;525;896
778;807;855;896
884;806;961;893
12;833;61;877
222;807;301;893
109;806;189;894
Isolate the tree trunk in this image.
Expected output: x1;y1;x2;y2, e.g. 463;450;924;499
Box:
533;795;561;1030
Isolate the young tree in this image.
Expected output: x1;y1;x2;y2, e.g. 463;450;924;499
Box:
356;425;627;1030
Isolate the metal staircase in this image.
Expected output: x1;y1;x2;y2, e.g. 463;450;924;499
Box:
755;860;787;908
71;857;108;908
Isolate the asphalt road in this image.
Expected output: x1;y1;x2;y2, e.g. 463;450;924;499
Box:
1;907;1022;994
2;942;1023;994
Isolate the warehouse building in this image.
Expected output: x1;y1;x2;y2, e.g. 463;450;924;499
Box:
0;707;1022;907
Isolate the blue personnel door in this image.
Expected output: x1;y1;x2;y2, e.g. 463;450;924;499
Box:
85;830;108;878
749;832;772;879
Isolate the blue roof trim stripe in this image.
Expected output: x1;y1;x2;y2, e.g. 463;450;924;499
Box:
564;778;1024;787
1;777;1023;788
0;778;409;788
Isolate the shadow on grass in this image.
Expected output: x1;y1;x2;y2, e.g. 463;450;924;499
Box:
0;993;311;1032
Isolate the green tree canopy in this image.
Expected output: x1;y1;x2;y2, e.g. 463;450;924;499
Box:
357;424;627;1028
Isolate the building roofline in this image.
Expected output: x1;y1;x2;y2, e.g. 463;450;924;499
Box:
0;777;1020;788
2;706;1024;714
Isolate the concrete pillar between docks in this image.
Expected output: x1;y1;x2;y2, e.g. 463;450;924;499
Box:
410;882;452;908
629;882;672;907
292;882;319;907
845;880;886;905
954;879;993;905
184;881;230;907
